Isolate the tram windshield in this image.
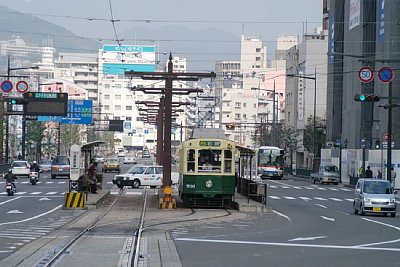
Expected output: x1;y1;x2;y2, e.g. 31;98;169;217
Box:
198;149;222;172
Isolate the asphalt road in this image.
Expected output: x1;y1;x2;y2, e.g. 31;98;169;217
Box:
174;176;400;267
0;161;132;260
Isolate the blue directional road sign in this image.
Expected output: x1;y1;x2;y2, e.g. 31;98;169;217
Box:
378;67;393;83
38;100;93;125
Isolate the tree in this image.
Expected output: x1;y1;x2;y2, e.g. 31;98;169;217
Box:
280;126;298;174
303;116;326;156
61;124;81;155
26;121;46;161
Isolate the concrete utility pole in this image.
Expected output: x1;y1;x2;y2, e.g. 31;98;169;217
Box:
126;53;215;207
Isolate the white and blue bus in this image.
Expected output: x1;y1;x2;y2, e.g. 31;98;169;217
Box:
256;146;285;180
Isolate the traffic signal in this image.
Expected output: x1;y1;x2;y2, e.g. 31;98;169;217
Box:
375;140;380;149
8;98;27;105
225;123;235;130
354;94;380;102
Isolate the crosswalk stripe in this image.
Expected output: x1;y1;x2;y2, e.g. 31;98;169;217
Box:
299;197;311;201
345;198;353;202
269;185;278;188
303;187;315;190
268;196;280;199
329;198;343;201
30;192;41;195
314;197;327;201
45;182;54;184
46;192;57;195
284;196;296;200
328;188;339;191
316;188;327;190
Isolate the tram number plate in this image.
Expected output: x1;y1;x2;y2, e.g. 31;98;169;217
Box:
186;184;196;189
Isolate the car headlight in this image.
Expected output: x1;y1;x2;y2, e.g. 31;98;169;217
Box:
364;198;371;203
390;199;396;203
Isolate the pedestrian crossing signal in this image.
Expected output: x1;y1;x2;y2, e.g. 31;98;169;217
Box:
354;94;380;102
8;98;27;105
375;140;380;149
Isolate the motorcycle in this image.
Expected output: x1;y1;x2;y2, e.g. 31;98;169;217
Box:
29;170;39;185
5;182;16;196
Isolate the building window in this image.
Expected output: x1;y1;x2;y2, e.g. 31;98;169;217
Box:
104;105;110;110
114;84;122;89
126;105;132;110
235;113;240;119
115;105;121;110
234;135;240;141
115;94;121;100
137;117;143;121
256;48;261;52
104;94;110;100
105;84;110;89
254;103;257;108
235;102;241;108
243;114;247;119
243;103;247;108
126;95;133;100
115;116;120;120
126;116;132;121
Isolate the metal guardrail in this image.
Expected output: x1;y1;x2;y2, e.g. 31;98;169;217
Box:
296;168;312;178
236;176;267;205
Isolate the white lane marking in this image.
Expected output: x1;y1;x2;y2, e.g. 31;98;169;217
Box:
0;235;36;240
269;185;278;188
203;226;222;229
293;186;302;189
284;196;296;200
289;236;327;242
336;211;350;216
0;250;13;253
45;192;57;195
303;187;315;190
345;198;353;202
316;188;327;191
316;204;328;209
7;210;23;214
321;216;335;222
45;182;54;184
0;196;21;205
58;182;67;184
272;210;291;223
0;205;61;226
20;181;29;184
268;196;280;199
328;188;339;191
329;198;343;202
314;197;327;201
341;188;352;192
30;192;42;195
357;218;400;247
299;197;311;201
39;198;51;201
15;192;27;195
175;238;400;252
281;186;290;189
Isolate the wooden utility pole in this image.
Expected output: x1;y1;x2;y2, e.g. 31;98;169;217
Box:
126;53;215;205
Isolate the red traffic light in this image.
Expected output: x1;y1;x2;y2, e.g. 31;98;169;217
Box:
354;94;380;102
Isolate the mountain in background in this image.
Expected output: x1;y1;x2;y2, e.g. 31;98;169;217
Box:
0;4;240;71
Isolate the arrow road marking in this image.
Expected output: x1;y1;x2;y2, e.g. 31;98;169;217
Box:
321;216;335;222
7;210;23;214
289;236;327;242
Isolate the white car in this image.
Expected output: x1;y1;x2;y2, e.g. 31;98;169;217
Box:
112;165;178;189
11;160;30;177
123;156;136;164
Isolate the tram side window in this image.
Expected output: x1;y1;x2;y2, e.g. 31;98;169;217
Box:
224;150;233;173
187;149;195;172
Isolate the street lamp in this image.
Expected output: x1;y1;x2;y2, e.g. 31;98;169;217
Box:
287;69;317;157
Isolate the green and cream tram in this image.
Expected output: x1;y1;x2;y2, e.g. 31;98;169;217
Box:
178;138;236;208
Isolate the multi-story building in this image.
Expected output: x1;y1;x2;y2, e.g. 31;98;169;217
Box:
326;0;400;150
285;27;328;168
214;35;295;147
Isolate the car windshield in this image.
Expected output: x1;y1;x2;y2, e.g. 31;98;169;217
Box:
41;160;51;165
324;166;338;172
12;161;27;167
129;166;147;174
363;181;393;194
52;157;70;165
108;159;119;163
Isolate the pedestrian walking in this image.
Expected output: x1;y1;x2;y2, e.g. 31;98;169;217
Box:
377;169;382;179
391;167;397;189
365;166;373;178
358;166;363;177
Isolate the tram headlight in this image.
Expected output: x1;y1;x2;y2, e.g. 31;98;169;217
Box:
205;180;213;188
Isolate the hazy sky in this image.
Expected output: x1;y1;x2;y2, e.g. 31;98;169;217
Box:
0;0;322;40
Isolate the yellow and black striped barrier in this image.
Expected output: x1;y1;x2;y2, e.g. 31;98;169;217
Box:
63;192;87;210
160;186;176;209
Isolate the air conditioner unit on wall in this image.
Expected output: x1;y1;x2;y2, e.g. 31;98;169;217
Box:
326;141;334;148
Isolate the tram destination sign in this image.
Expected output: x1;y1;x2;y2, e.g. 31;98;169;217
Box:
23;92;68;116
199;141;221;147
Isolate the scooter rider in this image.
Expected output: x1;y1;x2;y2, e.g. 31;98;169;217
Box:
30;161;40;172
4;168;17;189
